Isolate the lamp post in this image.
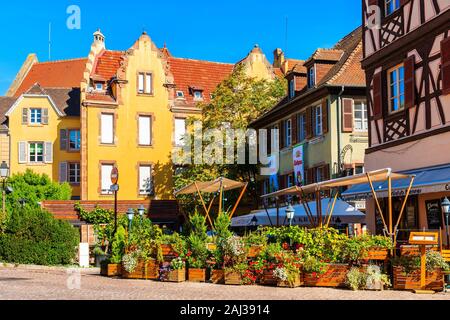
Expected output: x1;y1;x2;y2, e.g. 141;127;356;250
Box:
442;197;450;249
0;161;9;218
127;208;135;235
286;204;295;227
251;215;258;228
138;205;145;220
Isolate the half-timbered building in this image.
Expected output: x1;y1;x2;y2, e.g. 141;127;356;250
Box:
344;0;450;242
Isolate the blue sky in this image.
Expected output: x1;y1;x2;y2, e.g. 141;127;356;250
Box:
0;0;362;95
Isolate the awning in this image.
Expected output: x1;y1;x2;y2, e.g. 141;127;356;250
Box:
174;178;246;195
342;164;450;200
231;199;365;227
261;168;412;198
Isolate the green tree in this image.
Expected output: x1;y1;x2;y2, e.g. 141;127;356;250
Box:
175;65;286;215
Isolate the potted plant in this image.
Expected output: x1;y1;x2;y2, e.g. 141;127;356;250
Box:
244;230;267;259
258;243;283;286
165;257;186;282
273;252;303;288
208;248;225;284
161;233;187;259
392;251;449;291
186;213;209;282
101;225;126;277
222;236;247;285
345;265;391;291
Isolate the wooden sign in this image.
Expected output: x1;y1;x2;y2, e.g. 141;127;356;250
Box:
110;167;119;185
409;232;439;245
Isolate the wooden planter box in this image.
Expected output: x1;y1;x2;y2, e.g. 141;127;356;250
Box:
393;267;444;291
367;249;389;261
260;270;278;286
161;244;176;257
277;273;303;288
167;268;186;283
122;260;159;280
247;246;263;259
225;271;242;285
400;245;438;256
304;264;350;288
210;269;225;284
188;268;207;282
101;263;122;277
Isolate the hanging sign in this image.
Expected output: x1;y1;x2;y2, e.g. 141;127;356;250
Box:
268;154;279;193
293;144;304;185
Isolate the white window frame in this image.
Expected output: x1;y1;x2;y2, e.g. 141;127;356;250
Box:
176;91;185;99
138;72;152;94
308;66;315;88
353;101;368;132
139;165;153;195
314;105;323;136
385;0;400;16
297;113;306;142
28;142;44;163
95;83;103;91
69;129;81;151
101;164;114;195
193;91;203;101
289;79;295;99
138;115;152;146
388;64;405;114
284;119;292;147
174;118;187;147
100;113;114;145
30;108;42;125
68;163;81;184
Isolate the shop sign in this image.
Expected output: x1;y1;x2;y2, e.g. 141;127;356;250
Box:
293;144;304;185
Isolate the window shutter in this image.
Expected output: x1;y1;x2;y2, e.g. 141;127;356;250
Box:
42;108;49;125
45;142;53;163
18;142;27;163
441;37;450;95
372;72;383;119
291;115;298;145
324;164;330;181
368;0;378;6
342;98;354;132
404;56;416;108
267;127;272;155
279;121;285;148
60;129;68;150
22;108;28;125
59;162;68;183
306;107;313;139
322;99;329;134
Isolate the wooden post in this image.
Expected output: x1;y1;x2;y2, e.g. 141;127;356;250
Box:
393;176;415;244
420;245;426;289
316;190;322;228
366;173;389;234
218;179;224;216
229;183;248;219
194;182;214;229
326;191;339;228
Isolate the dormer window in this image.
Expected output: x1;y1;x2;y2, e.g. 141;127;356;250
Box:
289;78;295;99
176;91;185;99
308;66;315;88
385;0;400;16
193;91;203;101
95;83;103;91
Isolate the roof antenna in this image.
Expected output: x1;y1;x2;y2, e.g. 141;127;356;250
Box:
48;22;52;61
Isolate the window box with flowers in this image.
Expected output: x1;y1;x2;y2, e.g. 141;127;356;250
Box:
160;258;186;283
272;251;304;288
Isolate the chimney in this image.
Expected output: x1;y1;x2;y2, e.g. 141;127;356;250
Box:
93;29;105;50
273;48;285;68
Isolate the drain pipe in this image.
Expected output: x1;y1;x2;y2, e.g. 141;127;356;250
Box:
336;86;345;176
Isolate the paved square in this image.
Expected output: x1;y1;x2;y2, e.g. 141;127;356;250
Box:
0;266;449;300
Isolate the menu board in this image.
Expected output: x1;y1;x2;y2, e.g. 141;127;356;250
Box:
425;200;443;230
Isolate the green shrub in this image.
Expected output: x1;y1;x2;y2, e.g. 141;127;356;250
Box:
345;267;367;291
110;226;126;264
0;207;79;266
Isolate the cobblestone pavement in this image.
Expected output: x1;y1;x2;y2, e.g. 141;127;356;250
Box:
0;267;449;300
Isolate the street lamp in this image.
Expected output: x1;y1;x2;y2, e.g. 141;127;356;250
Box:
127;208;135;233
0;161;9;217
442;197;450;249
286;204;295;227
251;215;258;227
138;205;145;219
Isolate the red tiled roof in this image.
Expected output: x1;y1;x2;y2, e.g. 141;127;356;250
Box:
168;57;234;105
286;59;306;73
92;50;124;81
14;58;87;98
329;43;365;86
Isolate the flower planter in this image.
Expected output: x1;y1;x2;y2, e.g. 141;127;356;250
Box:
304;264;351;288
101;263;122;277
122;259;159;280
393;267;444;291
161;244;176;257
260;270;278;286
210;269;225;284
224;271;242;285
247;246;263;259
188;268;207;282
277;273;303;288
167;268;186;283
367;249;389;261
